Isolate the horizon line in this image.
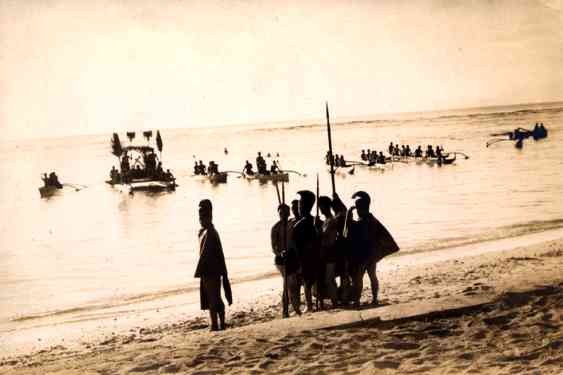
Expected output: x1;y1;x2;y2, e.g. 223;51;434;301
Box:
4;98;563;144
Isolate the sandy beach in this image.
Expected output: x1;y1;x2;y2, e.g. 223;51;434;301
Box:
1;236;561;374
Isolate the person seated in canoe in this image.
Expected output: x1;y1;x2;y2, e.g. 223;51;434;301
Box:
414;146;423;158
406;145;412;157
339;155;347;167
270;161;280;174
243;160;255;175
540;123;547;138
388;142;394;155
48;172;63;188
534;123;547;139
361;150;367;161
333;154;340;167
155;162;163;179
194;161;200;175
367;151;376;165
132;165;142;179
198;160;207;175
145;152;157;175
164;169;175;182
394;144;400;157
120;154;130;175
436;146;443;159
208;161;220;175
256;152;267;174
42;173;49;187
426;145;435;158
378;152;386;164
110;166;120;183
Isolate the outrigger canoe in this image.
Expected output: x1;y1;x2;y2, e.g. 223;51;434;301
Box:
243;172;289;182
192;172;228;184
39;185;62;198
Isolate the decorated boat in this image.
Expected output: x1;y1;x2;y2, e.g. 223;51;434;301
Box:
106;131;177;193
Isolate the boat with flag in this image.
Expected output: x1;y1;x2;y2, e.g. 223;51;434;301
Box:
106;130;177;192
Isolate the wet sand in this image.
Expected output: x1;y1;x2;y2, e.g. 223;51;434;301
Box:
1;238;562;374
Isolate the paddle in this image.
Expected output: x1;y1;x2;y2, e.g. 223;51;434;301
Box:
452;152;470;159
62;183;87;191
486;138;512;147
281;169;307;177
223;170;244;178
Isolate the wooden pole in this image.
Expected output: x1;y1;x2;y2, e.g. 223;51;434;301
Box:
326;102;336;196
274;181;282;205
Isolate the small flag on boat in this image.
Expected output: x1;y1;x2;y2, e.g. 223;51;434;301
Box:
156;130;163;153
111;133;122;157
143;130;153;142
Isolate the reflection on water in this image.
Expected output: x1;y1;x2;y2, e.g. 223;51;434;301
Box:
0;103;562;326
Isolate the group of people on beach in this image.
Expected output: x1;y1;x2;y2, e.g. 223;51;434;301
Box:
270;191;398;316
193;188;399;330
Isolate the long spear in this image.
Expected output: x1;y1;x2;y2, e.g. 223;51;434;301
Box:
326;102;336;196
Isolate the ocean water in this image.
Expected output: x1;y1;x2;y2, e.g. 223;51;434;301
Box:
1;102;562;335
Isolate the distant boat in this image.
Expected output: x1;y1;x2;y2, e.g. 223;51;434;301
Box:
107;131;177;193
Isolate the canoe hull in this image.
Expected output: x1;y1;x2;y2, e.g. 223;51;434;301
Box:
39;186;61;198
107;179;177;192
244;173;289;182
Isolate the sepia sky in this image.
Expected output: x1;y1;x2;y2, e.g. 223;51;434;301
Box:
1;0;562;140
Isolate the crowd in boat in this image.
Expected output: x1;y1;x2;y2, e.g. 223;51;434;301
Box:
41;172;62;189
510;123;548;141
325;152;349;167
193;160;221;176
242;152;282;175
109;151;175;184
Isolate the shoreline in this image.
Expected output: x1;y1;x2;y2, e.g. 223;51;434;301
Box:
1;233;562;373
2;227;563;358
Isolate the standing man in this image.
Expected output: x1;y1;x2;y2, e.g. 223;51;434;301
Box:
346;191;399;308
195;199;232;331
293;190;319;312
271;203;301;317
317;196;339;308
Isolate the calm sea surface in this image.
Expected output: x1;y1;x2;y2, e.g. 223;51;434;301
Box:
1;103;562;332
